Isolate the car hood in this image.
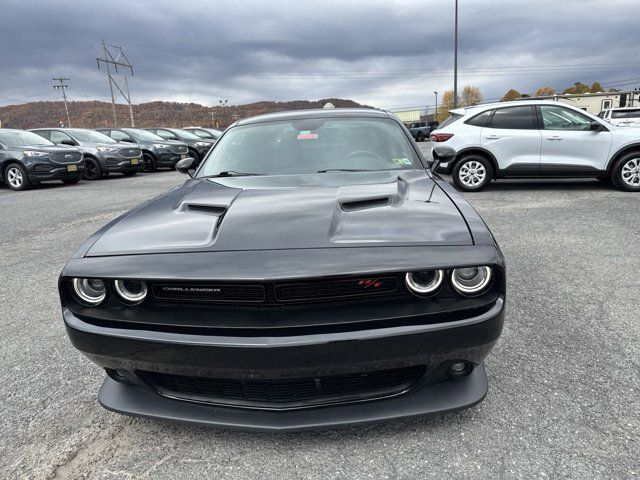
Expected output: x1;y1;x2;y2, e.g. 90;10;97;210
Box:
21;145;80;153
86;170;473;256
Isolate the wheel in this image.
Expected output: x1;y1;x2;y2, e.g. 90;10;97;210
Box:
416;132;425;142
4;163;33;191
83;157;102;181
122;170;137;177
62;178;80;185
141;153;157;173
452;155;493;192
611;153;640;191
188;149;200;166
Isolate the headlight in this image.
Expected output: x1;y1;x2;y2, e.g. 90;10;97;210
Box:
451;266;493;295
72;278;106;305
97;146;118;152
23;150;47;157
114;279;147;303
405;269;444;295
196;141;210;146
152;143;169;148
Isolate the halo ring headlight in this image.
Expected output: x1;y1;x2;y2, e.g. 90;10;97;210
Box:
451;266;493;295
72;278;106;305
114;279;147;304
405;269;445;295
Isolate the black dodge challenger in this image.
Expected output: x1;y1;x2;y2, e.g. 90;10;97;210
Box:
59;108;505;431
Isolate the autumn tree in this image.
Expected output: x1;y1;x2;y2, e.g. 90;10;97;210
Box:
436;90;460;122
460;85;483;107
589;82;604;93
563;82;590;94
501;89;522;101
535;86;555;97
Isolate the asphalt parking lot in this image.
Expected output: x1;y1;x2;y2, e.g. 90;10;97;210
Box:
2;145;639;479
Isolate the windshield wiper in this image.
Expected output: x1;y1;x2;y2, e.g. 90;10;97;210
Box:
316;168;371;173
202;171;263;178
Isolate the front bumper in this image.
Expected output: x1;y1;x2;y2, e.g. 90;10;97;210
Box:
63;296;504;430
27;163;85;182
154;151;186;167
101;156;143;173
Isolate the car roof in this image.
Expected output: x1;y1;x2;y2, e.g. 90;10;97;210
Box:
235;108;388;126
450;99;582;116
608;106;640;110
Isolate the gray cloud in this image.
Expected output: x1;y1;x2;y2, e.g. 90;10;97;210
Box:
1;0;639;110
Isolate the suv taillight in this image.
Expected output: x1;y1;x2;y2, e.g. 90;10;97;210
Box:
431;133;454;142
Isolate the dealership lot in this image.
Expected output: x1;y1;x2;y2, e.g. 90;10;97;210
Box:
1;144;639;478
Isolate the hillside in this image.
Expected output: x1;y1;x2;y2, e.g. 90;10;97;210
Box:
0;98;372;129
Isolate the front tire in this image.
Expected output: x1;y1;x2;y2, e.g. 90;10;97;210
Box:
141;153;157;172
452;155;493;192
83;157;102;181
5;163;33;191
188;149;200;166
611;154;640;191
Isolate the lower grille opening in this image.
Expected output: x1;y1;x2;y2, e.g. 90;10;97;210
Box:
140;366;425;410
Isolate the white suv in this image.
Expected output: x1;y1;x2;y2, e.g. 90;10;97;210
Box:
598;107;640;127
430;100;640;192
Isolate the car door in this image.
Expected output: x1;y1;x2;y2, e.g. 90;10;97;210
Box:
50;130;77;146
537;105;612;174
480;105;541;175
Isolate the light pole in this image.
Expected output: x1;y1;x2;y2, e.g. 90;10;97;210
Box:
453;0;458;109
434;91;438;122
219;99;228;126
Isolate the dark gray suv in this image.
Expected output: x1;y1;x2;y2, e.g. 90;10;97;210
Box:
96;128;189;172
145;128;214;166
31;128;142;181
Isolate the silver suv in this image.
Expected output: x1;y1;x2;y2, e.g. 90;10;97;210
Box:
430;100;640;192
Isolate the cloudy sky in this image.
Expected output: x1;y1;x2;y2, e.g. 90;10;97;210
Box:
1;0;639;110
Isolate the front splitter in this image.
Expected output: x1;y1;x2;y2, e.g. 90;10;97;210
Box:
97;363;488;432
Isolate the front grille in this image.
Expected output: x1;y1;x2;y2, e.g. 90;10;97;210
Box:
140;366;424;409
276;277;397;302
150;275;399;306
50;152;82;164
152;283;265;303
170;145;188;154
118;147;142;158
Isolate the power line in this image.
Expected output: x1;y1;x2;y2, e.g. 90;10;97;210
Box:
96;40;135;127
52;77;71;127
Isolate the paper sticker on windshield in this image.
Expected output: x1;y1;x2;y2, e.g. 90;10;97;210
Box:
297;130;318;140
392;157;411;165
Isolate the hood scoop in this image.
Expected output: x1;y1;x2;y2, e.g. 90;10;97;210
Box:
340;196;392;212
183;203;227;216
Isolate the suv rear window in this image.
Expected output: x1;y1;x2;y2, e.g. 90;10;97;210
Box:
437;114;462;129
611;109;640;119
465;110;492;127
489;106;536;129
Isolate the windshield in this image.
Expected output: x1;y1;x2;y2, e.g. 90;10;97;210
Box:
0;131;54;147
172;128;202;140
68;129;116;143
128;129;165;141
198;118;421;177
611;109;640;119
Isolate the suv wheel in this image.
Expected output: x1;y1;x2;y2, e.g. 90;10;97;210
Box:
5;163;33;191
452;155;493;192
612;154;640;191
142;153;157;173
416;132;425;142
84;157;102;181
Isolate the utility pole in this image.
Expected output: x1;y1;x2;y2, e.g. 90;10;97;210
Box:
434;91;438;121
96;40;135;127
453;0;459;108
219;99;228;126
53;77;71;127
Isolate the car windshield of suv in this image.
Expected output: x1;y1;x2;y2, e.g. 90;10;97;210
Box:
172;129;202;140
68;129;117;143
611;109;640;119
198;118;421;177
0;131;54;147
128;129;165;142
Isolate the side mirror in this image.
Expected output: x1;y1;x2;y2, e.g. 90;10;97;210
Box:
176;157;196;176
430;145;457;170
590;121;603;131
60;139;76;146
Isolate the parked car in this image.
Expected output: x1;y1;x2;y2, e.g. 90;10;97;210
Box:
598;107;640;127
144;128;214;166
96;128;190;172
430;100;640;191
59;108;505;431
184;127;223;141
408;121;438;142
0;129;84;191
31;128;142;181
